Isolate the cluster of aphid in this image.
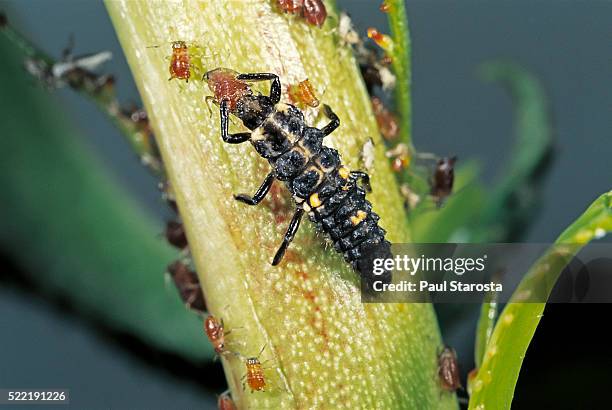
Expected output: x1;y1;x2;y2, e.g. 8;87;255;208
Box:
203;313;272;409
276;0;327;27
337;6;457;210
3;15;210;316
6;5;463;404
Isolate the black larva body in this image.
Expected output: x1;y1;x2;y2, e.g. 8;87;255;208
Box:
208;69;392;288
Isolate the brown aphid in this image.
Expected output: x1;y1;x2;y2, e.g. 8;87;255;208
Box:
438;346;461;392
169;41;191;82
288;79;319;108
217;391;237;410
0;12;8;28
431;156;457;207
165;220;188;249
371;97;399;140
386;143;411;172
121;106;156;148
303;0;327;27
204;68;250;111
245;357;266;392
204;315;227;355
167;261;206;312
277;0;303;14
379;2;391;13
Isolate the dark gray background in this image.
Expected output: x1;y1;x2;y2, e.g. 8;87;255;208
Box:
1;1;610;409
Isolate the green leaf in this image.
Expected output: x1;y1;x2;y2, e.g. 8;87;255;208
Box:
469;191;612;409
473;61;554;242
0;31;213;361
473;289;499;370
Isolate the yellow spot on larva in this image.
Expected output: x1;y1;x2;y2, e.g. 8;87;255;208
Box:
338;166;350;179
350;210;367;225
309;193;322;208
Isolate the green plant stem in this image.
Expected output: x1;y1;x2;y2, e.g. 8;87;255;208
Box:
386;0;412;148
105;1;454;408
472;62;554;242
469;191;612;409
0;19;163;174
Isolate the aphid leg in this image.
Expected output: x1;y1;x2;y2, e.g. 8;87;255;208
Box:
220;100;251;143
320;104;340;136
272;208;305;265
351;171;372;193
234;172;275;205
236;72;281;104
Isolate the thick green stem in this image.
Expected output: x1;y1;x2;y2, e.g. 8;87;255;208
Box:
386;0;412;147
106;1;453;408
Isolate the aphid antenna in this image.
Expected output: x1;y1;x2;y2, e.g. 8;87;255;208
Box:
415;152;440;162
256;343;267;359
218;388;231;397
61;33;76;60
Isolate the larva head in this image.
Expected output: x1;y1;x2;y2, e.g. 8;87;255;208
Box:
204;68;250;111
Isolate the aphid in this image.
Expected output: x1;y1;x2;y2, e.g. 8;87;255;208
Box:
431;156;457;207
438;346;461;392
338;12;359;47
245;357;266;391
371;97;399;141
169;41;191;82
0;12;7;28
167;261;206;312
302;0;327;27
386;143;411;172
276;0;326;27
24;51;112;90
367;27;394;53
379;2;391;13
377;63;396;91
204;68;392;290
287;78;319;108
217;391;237;410
277;0;303;14
358;50;396;93
204;315;227;355
51;50;113;80
165;220;188;249
361;138;376;172
119;105;162;170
